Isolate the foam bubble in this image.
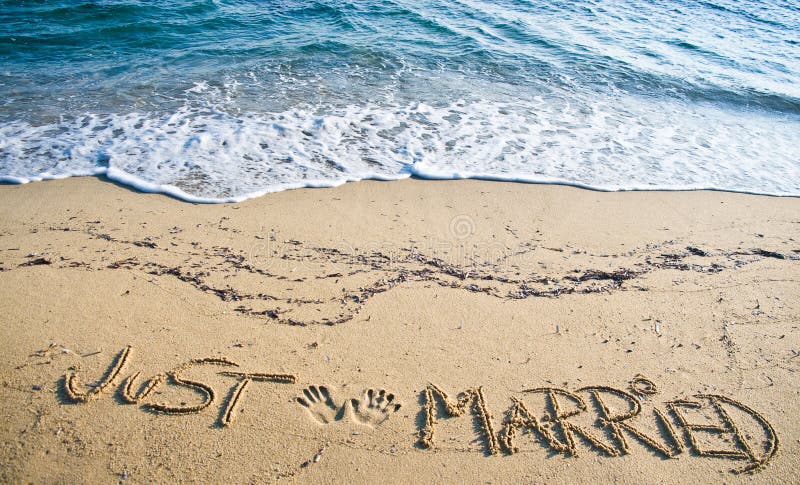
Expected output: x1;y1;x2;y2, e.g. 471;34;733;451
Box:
1;90;799;201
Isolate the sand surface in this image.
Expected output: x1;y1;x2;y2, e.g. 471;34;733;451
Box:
0;177;798;483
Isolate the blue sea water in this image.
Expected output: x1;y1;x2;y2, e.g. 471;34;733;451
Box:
1;0;799;201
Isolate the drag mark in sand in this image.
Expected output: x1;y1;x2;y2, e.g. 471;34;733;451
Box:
121;372;166;404
514;387;619;457
417;379;777;475
64;345;131;402
221;377;250;427
667;394;779;474
629;374;659;396
143;357;239;415
62;347;297;425
418;384;500;455
57;347;779;474
219;372;298;426
576;385;682;457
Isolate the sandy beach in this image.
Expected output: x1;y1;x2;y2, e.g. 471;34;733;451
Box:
0;176;798;483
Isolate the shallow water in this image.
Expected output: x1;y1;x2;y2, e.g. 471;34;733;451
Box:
1;0;799;201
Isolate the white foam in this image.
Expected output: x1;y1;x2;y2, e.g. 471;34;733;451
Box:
1;89;800;202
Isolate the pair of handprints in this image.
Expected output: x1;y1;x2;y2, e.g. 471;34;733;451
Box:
296;385;401;427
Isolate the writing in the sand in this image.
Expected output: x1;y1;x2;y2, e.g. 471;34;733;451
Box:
417;381;778;475
61;347;778;475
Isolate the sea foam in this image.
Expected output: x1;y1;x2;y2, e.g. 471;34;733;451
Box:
1;0;799;201
2;90;799;202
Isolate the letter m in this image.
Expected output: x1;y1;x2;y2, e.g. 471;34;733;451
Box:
418;383;500;455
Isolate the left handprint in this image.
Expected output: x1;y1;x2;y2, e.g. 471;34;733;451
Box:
296;385;344;424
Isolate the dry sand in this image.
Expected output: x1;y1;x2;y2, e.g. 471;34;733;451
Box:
0;176;798;483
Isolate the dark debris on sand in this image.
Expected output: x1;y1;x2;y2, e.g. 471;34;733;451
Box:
11;224;799;326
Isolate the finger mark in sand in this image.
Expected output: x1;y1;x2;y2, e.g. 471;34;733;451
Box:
350;388;402;427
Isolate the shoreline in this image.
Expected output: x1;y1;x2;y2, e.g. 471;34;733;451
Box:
3;172;800;205
1;177;798;482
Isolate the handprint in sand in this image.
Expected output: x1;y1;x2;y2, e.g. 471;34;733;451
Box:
296;385;344;424
348;388;402;427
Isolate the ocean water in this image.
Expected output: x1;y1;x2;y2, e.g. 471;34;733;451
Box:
1;0;799;202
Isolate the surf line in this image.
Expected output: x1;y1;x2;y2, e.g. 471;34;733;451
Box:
60;347;778;474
